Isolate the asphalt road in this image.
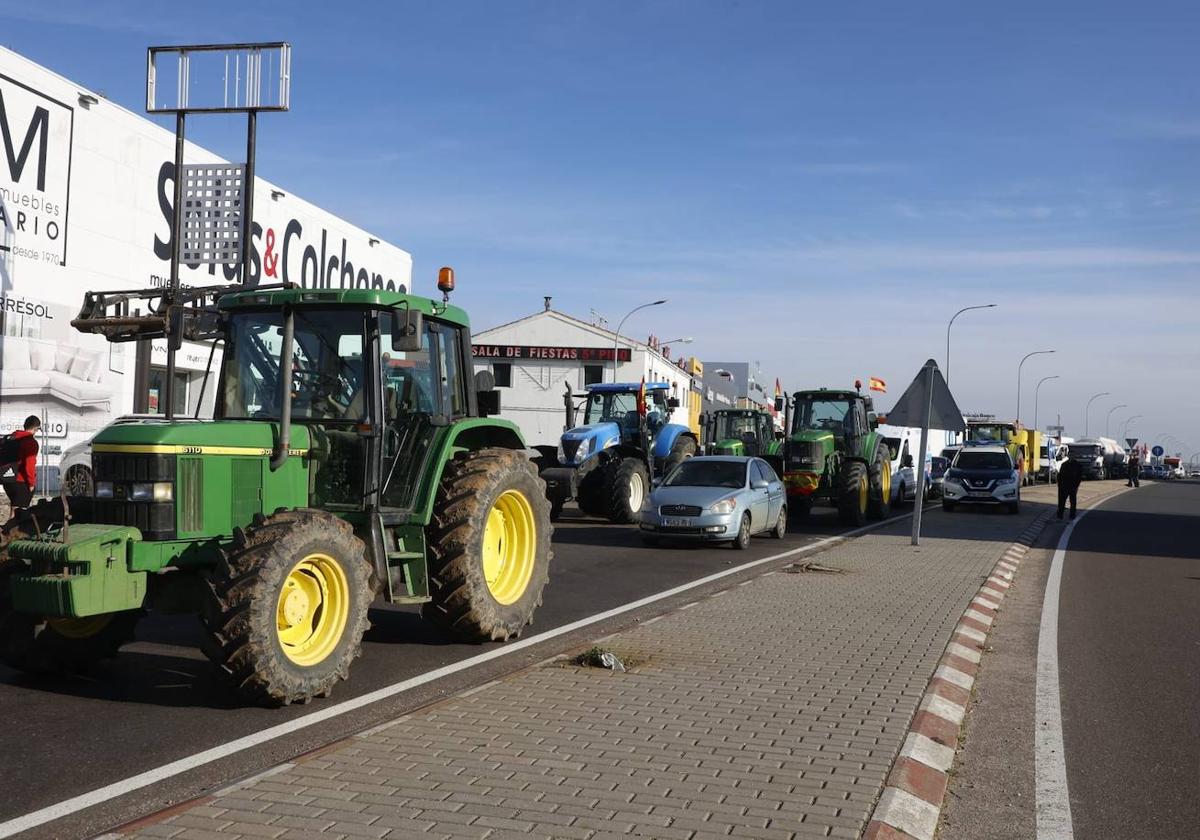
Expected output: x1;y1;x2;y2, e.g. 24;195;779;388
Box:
0;502;882;839
1058;481;1200;839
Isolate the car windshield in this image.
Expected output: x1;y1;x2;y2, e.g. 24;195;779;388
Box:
663;460;747;488
1070;445;1102;457
954;451;1012;470
793;397;852;433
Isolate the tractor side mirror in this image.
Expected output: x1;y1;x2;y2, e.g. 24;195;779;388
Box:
667;397;680;409
475;370;500;417
392;309;424;352
774;396;785;412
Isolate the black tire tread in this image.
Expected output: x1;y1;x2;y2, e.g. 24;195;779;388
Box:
421;448;553;643
201;508;372;706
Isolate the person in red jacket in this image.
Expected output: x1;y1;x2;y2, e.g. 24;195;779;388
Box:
1;415;41;511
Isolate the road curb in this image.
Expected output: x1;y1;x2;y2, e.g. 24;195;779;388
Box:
862;510;1054;840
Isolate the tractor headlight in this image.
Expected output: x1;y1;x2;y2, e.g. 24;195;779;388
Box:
709;498;737;515
95;481;114;498
130;482;174;502
574;438;593;461
556;441;566;463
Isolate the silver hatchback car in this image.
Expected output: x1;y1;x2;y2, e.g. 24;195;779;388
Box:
639;456;787;549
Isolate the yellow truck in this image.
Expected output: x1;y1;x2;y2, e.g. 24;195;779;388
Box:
963;416;1042;485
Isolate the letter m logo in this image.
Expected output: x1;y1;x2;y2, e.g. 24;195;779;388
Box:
0;88;50;191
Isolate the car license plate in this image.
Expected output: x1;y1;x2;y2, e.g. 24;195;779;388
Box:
968;491;991;498
662;517;692;528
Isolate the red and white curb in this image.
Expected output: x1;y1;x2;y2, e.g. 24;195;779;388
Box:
863;512;1052;840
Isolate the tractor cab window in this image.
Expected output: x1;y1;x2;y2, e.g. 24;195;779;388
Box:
584;389;668;433
792;397;854;435
716;412;758;442
968;424;1012;443
221;309;367;422
221;308;370;510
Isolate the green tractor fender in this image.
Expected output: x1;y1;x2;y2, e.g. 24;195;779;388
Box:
410;418;528;526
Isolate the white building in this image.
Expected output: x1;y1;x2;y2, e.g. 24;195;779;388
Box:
0;47;411;487
471;306;700;447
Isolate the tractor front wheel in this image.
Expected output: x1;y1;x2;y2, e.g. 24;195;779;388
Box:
867;447;892;520
202;509;373;706
837;461;869;527
422;449;553;642
1;499;140;673
605;458;651;524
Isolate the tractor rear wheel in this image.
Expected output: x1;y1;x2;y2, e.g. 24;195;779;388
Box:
605;458;651;524
664;436;698;475
422;448;553;642
0;499;140;673
837;461;869;527
202;509;373;706
867;446;891;520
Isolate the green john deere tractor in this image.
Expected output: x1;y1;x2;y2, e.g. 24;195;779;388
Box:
779;386;892;525
705;409;783;467
0;274;553;705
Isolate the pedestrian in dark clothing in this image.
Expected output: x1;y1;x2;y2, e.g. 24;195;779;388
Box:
0;415;40;511
1057;456;1083;520
1126;450;1140;488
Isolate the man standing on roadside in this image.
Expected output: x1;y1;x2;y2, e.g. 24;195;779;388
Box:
1057;451;1083;520
1126;448;1140;488
0;415;41;511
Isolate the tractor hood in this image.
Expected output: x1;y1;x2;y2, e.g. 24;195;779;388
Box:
558;422;620;466
712;438;746;456
789;428;836;454
92;420;311;455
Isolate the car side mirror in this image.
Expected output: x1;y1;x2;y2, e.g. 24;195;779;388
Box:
392;308;423;351
901;454;914;468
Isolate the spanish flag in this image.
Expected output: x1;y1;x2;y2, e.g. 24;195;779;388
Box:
637;377;648;416
869;376;887;393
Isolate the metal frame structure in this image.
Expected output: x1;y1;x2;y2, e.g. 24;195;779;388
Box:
139;43;291;419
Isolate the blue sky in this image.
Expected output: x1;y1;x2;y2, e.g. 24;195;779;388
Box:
4;1;1198;452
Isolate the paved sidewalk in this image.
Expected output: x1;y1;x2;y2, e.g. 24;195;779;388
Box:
119;492;1066;840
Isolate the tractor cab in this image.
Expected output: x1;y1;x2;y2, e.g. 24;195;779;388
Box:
790;390;872;444
580;383;674;445
706;409;775;457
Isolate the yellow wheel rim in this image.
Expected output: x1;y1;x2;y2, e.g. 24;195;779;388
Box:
858;474;869;514
482;489;537;605
48;614;112;639
276;552;349;667
881;462;891;504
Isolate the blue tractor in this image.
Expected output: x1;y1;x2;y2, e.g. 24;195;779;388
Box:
538;382;699;522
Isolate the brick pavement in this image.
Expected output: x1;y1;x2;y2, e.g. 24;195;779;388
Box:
115;488;1080;840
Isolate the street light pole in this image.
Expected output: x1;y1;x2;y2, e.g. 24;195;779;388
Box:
1123;414;1143;440
1104;404;1128;439
1084;392;1110;437
1016;349;1055;426
945;303;997;386
611;299;667;383
1033;375;1059;430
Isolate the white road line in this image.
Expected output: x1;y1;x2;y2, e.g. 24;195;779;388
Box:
0;509;923;839
1035;490;1126;840
1035;515;1080;840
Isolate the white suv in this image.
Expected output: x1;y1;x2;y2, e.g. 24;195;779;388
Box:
941;444;1021;514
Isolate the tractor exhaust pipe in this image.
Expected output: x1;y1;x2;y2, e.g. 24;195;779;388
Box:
563;382;576;431
270;306;295;471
